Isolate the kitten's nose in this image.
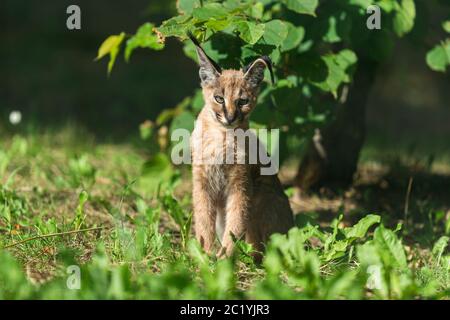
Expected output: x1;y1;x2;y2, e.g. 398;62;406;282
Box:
225;111;238;125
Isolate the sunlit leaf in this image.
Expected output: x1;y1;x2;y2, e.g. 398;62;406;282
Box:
282;0;318;16
393;0;416;37
236;21;265;45
263;19;289;47
426;40;450;72
177;0;201;15
373;225;408;269
125;23;164;62
281;23;304;52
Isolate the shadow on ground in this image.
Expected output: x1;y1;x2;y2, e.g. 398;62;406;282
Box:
289;161;450;246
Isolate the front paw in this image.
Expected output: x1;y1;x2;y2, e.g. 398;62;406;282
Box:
216;241;234;259
216;247;226;259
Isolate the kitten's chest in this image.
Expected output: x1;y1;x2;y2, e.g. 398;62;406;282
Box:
191;126;234;197
205;164;228;197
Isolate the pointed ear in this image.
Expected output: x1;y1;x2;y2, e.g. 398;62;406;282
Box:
243;56;274;88
187;32;221;86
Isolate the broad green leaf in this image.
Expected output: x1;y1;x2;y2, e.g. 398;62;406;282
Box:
357;242;381;266
343;214;381;239
281;23;304;52
426;40;450;72
177;0;200;15
377;0;397;13
192;3;229;21
373;225;408;269
125;23;164;62
282;0;318;16
310;49;357;97
250;2;264;19
223;0;244;10
263;20;289;47
236;21;265;45
393;0;416;37
432;236;449;265
324;240;351;261
205;18;231;32
157;15;193;38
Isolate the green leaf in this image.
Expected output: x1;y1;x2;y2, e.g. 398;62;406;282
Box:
323;15;340;43
169;111;195;136
192;3;229;21
125;23;164;62
393;0;416;37
324;240;351;261
96;33;125;60
281;23;304;52
373;225;408;269
282;0;318;16
191;89;204;112
236;21;265;45
443;20;450;33
139;120;154;140
324;270;359;299
348;0;372;9
343;214;381;239
250;2;264;19
96;33;126;74
157;15;193;38
140;153;174;193
177;0;201;15
322;12;351;44
432;236;449;265
357;242;382;266
205;18;231;32
426;40;450;72
263;20;289;47
309;49;357;97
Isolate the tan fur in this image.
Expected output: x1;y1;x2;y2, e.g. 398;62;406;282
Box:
191;69;294;259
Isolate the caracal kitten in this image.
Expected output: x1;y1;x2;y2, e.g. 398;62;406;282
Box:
189;33;294;259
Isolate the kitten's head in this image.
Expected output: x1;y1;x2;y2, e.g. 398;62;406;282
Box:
189;33;273;128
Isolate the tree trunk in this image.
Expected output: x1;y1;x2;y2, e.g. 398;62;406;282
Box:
295;58;378;191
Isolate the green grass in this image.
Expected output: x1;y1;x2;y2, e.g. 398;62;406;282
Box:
0;130;449;299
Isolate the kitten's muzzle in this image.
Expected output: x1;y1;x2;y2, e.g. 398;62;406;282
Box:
223;107;240;125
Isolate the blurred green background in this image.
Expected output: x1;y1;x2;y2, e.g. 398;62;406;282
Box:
1;0;449;153
1;0;197;139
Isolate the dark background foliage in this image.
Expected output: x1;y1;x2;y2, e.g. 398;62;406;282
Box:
1;0;449;150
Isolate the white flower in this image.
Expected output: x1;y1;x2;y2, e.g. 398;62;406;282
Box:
9;111;22;125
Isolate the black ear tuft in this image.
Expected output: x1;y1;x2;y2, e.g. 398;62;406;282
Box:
243;56;274;88
259;56;274;84
187;31;221;86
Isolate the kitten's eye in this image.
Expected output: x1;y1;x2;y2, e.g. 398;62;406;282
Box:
214;95;224;104
237;98;249;107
